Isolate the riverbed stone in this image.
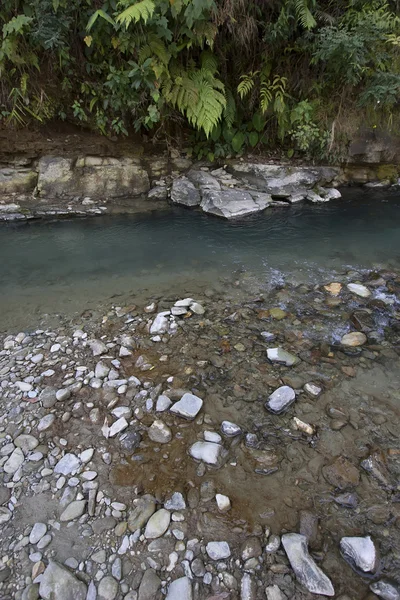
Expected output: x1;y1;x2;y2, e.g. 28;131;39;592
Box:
29;523;47;545
267;348;300;366
340;536;377;573
281;533;334;596
189;441;222;465
150;312;170;335
170;393;203;419
171;176;201;207
128;495;156;531
164;492;186;511
206;541;231;560
341;331;367;347
14;434;39;454
39;560;87;600
347;283;371;298
60;500;86;522
156;394;172;412
138;569;161;600
55;453;80;475
370;580;400;600
4;448;24;474
266;386;296;414
148;419;172;444
144;508;170;539
221;420;241;436
165;576;192;600
98;576;118;600
322;456;360;489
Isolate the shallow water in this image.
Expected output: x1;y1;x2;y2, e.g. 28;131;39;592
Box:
1;188;400;330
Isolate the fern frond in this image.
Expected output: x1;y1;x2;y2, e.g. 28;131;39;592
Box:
223;88;236;127
294;0;316;30
201;51;218;75
260;81;273;113
116;0;155;27
237;72;258;99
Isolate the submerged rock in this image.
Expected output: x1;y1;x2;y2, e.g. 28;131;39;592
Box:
148;419;172;444
370;580;400;600
39;561;87;600
347;283;371;298
267;348;299;366
340;536;378;573
221;420;241;436
266;386;296;414
170;393;203;419
322;456;360;489
281;533;334;596
341;331;367;347
128;495;156;532
189;441;222;465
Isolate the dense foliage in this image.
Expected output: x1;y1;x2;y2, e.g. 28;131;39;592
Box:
1;0;400;160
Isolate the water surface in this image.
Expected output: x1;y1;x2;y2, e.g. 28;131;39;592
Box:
1;188;399;330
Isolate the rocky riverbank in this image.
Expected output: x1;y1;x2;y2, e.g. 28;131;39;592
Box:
0;268;400;599
1;155;399;222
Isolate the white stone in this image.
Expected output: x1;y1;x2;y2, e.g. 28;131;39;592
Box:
340;536;377;573
170;393;203;420
150;312;170;335
38;414;56;431
282;533;334;596
204;431;222;443
144;509;171;539
54;453;80;475
266;386;296;414
165;576;192;600
221;421;241;436
347;283;371;298
148;420;172;444
156;395;172;412
189;442;222;465
216;494;231;512
4;448;24;474
29;523;47;545
206;541;231;560
108;417;128;438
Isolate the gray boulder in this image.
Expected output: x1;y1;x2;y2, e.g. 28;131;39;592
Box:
165;576;192;600
39;561;87;600
281;533;334;596
200;189;271;219
171;177;201;207
370;580;400;600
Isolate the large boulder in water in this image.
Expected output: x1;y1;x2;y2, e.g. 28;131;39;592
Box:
170;176;201;207
200;188;271;219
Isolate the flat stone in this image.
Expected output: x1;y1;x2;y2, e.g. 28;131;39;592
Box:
60;500;86;522
170;393;203;419
0;507;12;524
56;389;71;402
4;447;24;474
341;332;367;347
98;576;118;600
21;583;40;600
324;282;342;296
265;585;286;600
322;457;360;489
55;453;80;475
39;560;87;600
109;417;128;437
347;283;371;298
221;421;241;437
304;383;322;397
282;533;334;596
90;339;108;356
267;348;299;366
39;387;57;408
204;431;222;443
340;536;377;573
266;386;296;414
148;419;172;444
201;188;271;219
29;523;47;545
370;580;400;600
38;414;56;432
144;508;171;539
165;576;193;600
190;302;205;315
189;441;222;465
171;176;201;207
206;541;231;560
128;495;156;531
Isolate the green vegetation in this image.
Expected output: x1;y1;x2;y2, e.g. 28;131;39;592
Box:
1;0;400;160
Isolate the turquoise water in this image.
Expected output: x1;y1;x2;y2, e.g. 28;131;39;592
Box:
0;188;399;329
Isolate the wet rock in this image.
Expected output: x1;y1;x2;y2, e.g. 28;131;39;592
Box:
361;453;392;489
171;176;201;207
267;348;299;366
241;537;262;561
299;511;319;547
164;492;186;511
221;420;241;437
170;393;203;419
281;533;334;596
370;580;400;600
241;573;257;600
334;492;359;509
98;576;118;600
39;560;87;600
347;283;371;298
138;569;161;600
265;535;281;553
341;332;367;347
265;585;286;600
128;495;156;531
340;536;378;573
324;283;342;296
148;419;172;444
189;441;222;465
266;386;296;414
165;576;192;600
156;395;172;412
150;312;170;335
120;430;142;454
90;339;108;356
206;541;231;560
144;508;170;539
304;383;322;397
322;457;360;489
21;584;40;600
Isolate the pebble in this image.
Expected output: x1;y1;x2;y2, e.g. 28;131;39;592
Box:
216;494;231;512
267;348;299;366
29;523;47;545
266;386;296;414
189;441;222;465
148;419;172;444
98;576;118;600
370;580;400;600
347;283;371;298
164;492;186;511
170;393;203;419
4;447;24;474
221;420;241;437
144;509;171;539
156;394;172;412
55;453;80;475
341;331;367;346
37;414;56;431
282;533;334;596
340;536;377;573
60;500;86;522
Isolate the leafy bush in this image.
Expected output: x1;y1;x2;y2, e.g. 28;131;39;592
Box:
0;0;400;160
